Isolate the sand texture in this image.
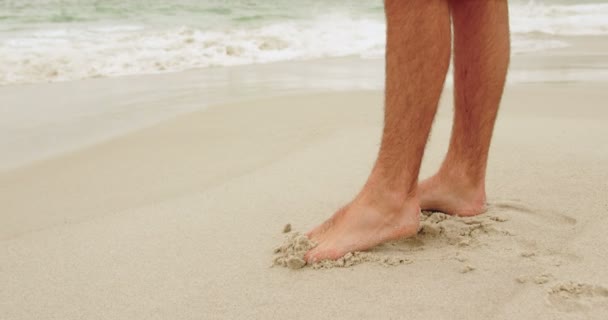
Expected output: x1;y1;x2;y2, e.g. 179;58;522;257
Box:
2;83;608;319
273;232;316;269
272;231;412;269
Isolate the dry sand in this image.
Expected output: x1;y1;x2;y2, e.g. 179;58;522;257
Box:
1;83;608;319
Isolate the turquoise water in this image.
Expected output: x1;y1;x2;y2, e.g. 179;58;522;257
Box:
2;0;606;28
0;0;607;85
0;0;382;30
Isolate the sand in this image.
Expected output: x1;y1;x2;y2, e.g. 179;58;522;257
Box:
2;81;608;319
272;209;511;270
272;231;412;269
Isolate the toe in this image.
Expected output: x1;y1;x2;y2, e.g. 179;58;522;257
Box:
304;247;319;264
305;244;346;263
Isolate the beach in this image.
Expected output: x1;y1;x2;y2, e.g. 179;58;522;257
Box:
2;0;608;319
2;80;608;318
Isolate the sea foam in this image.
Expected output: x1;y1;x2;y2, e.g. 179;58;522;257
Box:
0;1;606;85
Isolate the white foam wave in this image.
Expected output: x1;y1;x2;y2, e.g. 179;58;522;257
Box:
510;2;608;35
0;2;606;85
0;16;388;85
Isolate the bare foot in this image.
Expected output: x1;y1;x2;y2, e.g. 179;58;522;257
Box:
305;193;420;263
418;172;486;216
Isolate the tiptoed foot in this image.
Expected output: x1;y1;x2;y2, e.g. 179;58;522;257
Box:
304;192;420;263
418;172;486;216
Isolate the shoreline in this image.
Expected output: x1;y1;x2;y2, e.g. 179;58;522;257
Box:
3;33;608;89
2;36;608;172
0;57;385;172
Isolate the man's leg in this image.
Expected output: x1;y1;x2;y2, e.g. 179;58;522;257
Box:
305;0;451;262
419;0;510;216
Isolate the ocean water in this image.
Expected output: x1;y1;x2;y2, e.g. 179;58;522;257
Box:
1;0;607;85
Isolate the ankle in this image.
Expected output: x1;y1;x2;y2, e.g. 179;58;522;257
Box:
437;164;485;191
358;188;416;214
359;178;418;213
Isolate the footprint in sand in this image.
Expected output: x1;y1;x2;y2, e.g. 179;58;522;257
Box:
547;282;608;313
415;210;512;248
491;199;577;226
491;199;582;264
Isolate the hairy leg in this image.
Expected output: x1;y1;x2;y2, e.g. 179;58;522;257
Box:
305;0;451;262
419;0;510;216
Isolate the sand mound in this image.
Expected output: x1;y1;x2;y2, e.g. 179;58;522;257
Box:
272;232;316;269
272;231;412;270
311;251;412;269
548;282;608;312
272;211;512;270
416;211;511;247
